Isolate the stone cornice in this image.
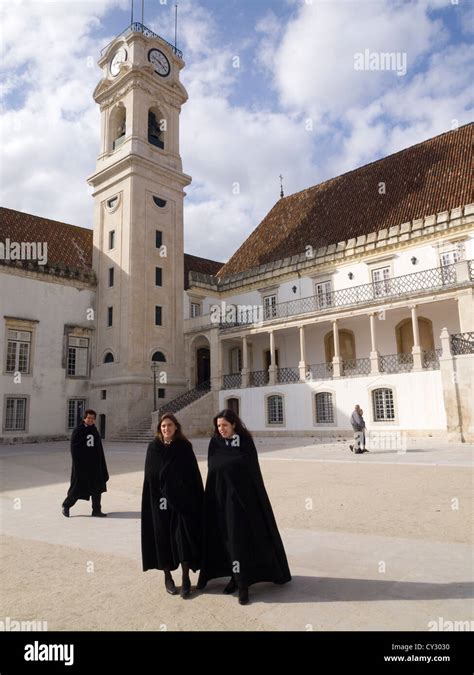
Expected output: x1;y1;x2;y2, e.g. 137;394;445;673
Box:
0;261;96;288
188;204;474;296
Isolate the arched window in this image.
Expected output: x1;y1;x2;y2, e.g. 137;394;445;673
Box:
315;392;334;424
152;351;166;362
148;107;165;149
395;317;434;354
324;329;356;362
109;105;126;151
372;388;395;421
267;395;284;425
103;352;114;364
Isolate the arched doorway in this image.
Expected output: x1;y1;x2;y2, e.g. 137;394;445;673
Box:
396;317;434;354
196;347;210;385
226;397;240;415
324;329;356;362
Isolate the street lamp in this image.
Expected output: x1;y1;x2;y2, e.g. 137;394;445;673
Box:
151;361;160;412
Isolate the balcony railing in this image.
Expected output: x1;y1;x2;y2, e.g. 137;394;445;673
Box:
450;332;474;355
158;379;210;415
422;348;442;369
307;362;334;380
276;367;300;384
101;22;183;58
342;358;372;377
248;370;269;387
218;262;469;330
223;373;242;389
379;353;414;373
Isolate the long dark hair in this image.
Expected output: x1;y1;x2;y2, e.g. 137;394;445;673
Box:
156;413;189;444
212;409;252;441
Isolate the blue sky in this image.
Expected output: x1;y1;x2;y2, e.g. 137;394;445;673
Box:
0;0;472;262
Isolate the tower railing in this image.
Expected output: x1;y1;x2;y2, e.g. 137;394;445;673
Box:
101;22;183;59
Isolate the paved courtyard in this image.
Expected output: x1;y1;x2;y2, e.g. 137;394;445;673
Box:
1;437;472;631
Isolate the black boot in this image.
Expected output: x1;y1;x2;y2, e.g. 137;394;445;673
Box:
181;563;191;598
164;572;177;595
238;584;249;605
223;577;237;594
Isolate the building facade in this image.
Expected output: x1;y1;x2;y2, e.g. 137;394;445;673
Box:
0;23;473;443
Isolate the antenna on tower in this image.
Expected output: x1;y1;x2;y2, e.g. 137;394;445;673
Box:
130;0;134;24
279;174;285;199
141;0;144;24
175;4;178;52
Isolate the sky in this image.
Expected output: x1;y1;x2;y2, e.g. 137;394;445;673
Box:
0;0;472;263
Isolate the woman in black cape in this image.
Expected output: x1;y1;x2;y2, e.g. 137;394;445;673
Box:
141;413;204;598
197;409;291;604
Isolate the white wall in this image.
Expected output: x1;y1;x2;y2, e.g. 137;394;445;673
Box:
220;370;447;433
0;272;95;438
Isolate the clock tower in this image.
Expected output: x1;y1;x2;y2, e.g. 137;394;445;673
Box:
87;23;191;436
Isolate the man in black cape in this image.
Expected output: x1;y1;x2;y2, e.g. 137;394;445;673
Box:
62;409;109;517
197;410;291;604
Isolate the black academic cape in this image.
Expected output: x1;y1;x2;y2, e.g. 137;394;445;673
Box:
141;438;204;572
197;433;292;588
66;423;109;501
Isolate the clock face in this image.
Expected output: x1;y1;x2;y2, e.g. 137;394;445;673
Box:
148;49;170;77
110;47;127;77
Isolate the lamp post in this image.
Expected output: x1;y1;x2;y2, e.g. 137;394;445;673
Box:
151;361;159;412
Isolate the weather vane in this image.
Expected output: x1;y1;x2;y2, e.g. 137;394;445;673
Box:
279;174;284;199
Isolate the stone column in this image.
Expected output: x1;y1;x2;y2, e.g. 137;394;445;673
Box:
241;335;248;388
438;327;462;441
369;312;380;374
269;330;277;385
332;319;342;377
411;305;423;370
299;325;307;381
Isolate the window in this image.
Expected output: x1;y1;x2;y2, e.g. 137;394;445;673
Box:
4;397;27;431
155;306;162;326
67;337;89;377
108;267;114;287
155;267;162;287
156;230;163;248
107;196;118;210
101;390;107;400
190;302;201;318
158;388;166;399
263;295;277;320
104;352;114;363
230;347;242;374
153;196;167;208
67;399;86;430
372;388;395;421
267;395;284;425
6;330;31;374
152;351;166;362
226;397;240;415
109;231;115;250
315;280;332;309
315;392;334;423
107;307;113;327
110;105;126;151
372;266;391;297
440;249;462;284
148;110;165;149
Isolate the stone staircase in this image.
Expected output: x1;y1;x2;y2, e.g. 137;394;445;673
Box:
108;380;217;442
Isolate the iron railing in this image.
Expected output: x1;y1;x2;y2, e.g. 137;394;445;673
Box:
248;370;269;387
450;332;474;355
422;348;442;369
469;260;474;280
276;367;300;384
342;358;372;377
222;373;242;389
379;353;414;373
219;262;467;330
158;379;210;415
101;22;183;58
307;362;334;380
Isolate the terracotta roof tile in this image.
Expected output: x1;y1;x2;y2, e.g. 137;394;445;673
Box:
218;123;473;279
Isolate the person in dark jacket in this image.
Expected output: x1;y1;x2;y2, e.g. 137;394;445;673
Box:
197;409;291;605
349;404;368;453
62;409;109;518
141;413;204;598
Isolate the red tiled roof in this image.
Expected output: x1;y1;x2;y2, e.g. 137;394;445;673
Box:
0;207;92;270
218;123;474;278
184;253;223;289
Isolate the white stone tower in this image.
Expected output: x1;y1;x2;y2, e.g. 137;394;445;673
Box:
88;23;191;436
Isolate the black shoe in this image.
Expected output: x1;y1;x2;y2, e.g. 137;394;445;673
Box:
181;579;191;598
196;579;207;590
223;577;237;594
362;448;369;453
349;445;354;452
165;577;177;595
91;510;107;517
62;506;70;518
238;586;249;605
